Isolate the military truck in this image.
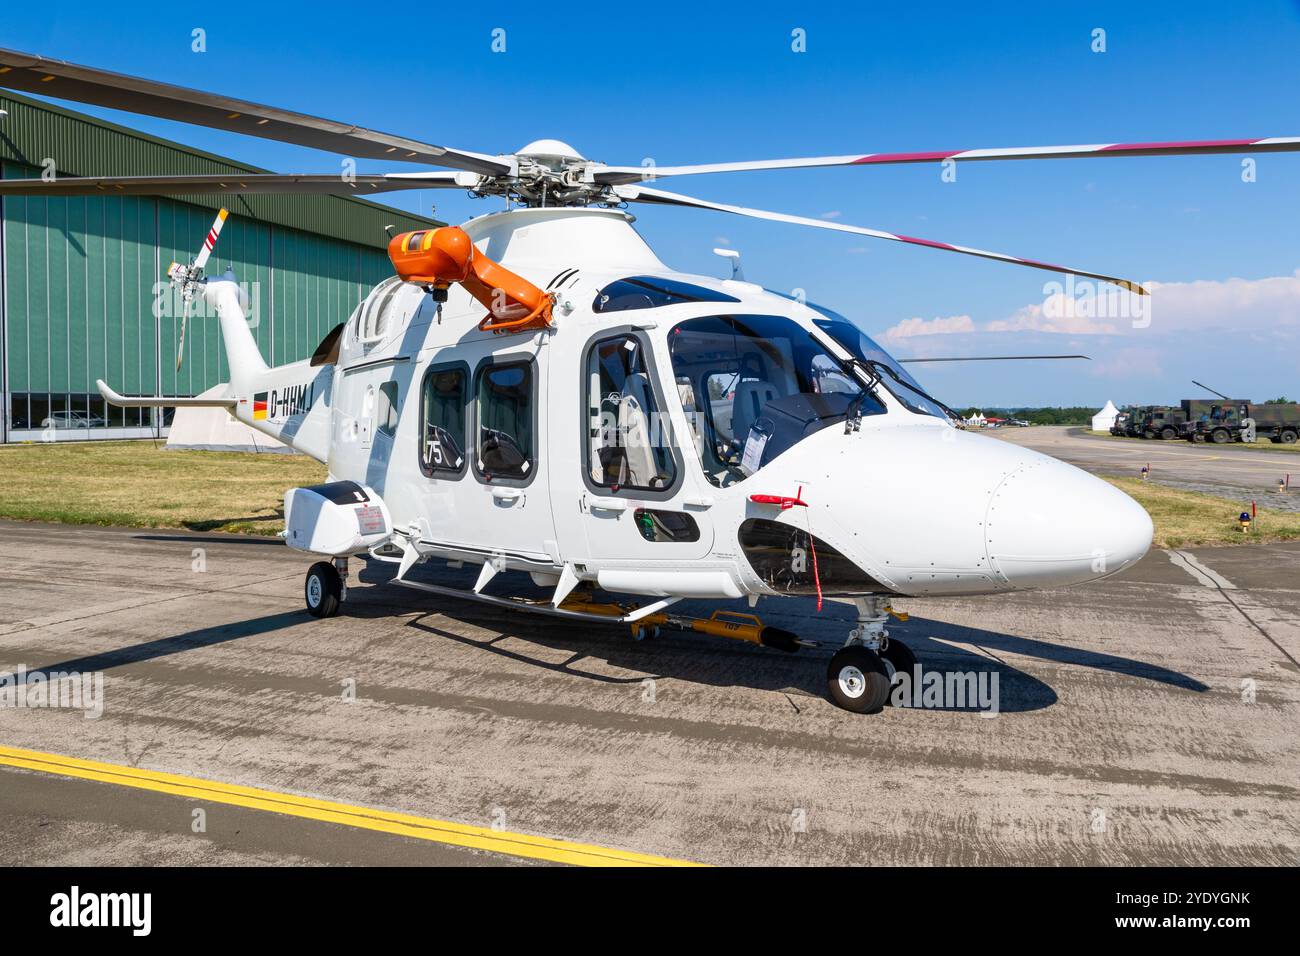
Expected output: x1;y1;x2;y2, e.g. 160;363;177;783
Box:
1137;405;1189;440
1110;409;1133;436
1242;402;1300;444
1123;406;1154;437
1176;399;1279;444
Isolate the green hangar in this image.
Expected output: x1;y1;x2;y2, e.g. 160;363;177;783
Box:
0;90;439;443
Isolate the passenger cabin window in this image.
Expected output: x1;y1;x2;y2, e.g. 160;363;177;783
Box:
376;381;399;439
476;362;534;481
358;277;403;344
592;276;740;314
586;334;677;491
668;314;886;487
420;366;467;476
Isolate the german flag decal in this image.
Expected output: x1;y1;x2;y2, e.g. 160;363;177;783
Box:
253;392;268;421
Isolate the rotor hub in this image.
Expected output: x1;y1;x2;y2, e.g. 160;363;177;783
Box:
516;139;585;165
469;140;615;208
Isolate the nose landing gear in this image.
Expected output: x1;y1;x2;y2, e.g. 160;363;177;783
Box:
827;645;891;712
826;595;913;713
305;557;348;618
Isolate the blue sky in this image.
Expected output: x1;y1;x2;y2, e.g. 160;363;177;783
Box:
5;1;1300;407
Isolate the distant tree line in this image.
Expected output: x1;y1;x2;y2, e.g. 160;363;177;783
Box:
957;406;1096;425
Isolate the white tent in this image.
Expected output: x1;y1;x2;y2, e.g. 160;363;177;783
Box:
165;385;292;454
1091;400;1120;432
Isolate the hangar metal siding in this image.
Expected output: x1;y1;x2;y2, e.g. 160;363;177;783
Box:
0;93;438;438
3;175;398;395
0;91;438;248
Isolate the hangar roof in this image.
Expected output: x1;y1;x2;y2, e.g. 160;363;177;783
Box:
0;91;441;248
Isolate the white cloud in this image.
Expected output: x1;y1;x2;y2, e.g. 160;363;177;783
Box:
820;210;843;220
985;296;1123;334
1142;271;1300;331
880;314;977;339
877;270;1300;340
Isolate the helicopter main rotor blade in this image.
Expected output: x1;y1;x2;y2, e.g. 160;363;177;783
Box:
593;137;1300;185
0;172;464;197
615;184;1148;294
0;47;514;177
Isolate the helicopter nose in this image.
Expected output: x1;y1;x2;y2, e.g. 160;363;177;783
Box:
986;459;1153;589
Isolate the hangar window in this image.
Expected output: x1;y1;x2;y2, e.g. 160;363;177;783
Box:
592;276;739;314
475;360;535;483
585;333;677;492
419;364;467;477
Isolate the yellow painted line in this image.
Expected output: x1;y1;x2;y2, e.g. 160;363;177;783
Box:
0;745;701;868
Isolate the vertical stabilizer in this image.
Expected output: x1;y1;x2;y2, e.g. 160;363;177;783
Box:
203;270;268;390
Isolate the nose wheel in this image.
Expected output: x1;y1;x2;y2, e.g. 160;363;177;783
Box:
305;559;346;618
827;646;891;713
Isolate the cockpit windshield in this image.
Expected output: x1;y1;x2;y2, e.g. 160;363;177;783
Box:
668;314;886;487
763;292;952;421
809;315;952;421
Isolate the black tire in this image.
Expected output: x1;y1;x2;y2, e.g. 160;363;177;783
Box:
1160;426;1176;441
826;646;891;714
880;639;918;707
1191;431;1206;443
1211;428;1231;444
305;561;342;618
1281;429;1298;445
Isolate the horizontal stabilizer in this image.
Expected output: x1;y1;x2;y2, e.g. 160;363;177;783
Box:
97;379;236;409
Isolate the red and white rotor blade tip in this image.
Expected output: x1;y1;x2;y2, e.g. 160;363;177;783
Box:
615;185;1148;294
192;208;229;272
594;137;1300;184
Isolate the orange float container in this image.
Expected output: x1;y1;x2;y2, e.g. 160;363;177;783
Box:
387;226;554;335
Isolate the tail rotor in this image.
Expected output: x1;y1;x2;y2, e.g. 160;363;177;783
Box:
168;207;229;371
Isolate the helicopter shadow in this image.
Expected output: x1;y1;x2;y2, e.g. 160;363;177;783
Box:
356;561;1206;714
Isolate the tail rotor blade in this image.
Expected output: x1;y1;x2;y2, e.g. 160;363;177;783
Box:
176;297;190;372
193;208;229;271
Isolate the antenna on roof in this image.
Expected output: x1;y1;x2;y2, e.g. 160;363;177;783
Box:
1192;379;1231;400
713;247;743;281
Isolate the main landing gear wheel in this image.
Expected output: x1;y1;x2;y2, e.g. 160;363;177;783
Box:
879;639;917;706
827;647;891;714
630;623;661;641
305;561;342;618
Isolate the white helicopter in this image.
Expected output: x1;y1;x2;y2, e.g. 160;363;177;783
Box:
4;48;1297;713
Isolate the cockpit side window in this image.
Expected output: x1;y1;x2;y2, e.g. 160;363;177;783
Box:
668;314;886;487
585;333;678;492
